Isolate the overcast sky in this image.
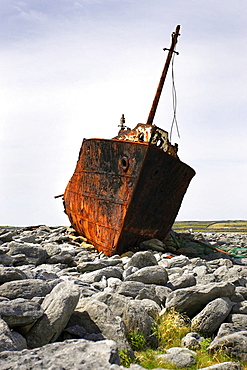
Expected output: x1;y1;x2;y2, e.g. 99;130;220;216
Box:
1;0;247;226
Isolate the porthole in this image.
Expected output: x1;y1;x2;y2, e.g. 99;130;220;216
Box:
121;156;129;171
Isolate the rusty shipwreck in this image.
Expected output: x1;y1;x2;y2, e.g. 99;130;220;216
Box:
63;25;195;256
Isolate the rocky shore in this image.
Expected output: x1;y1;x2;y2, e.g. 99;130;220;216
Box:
0;225;247;369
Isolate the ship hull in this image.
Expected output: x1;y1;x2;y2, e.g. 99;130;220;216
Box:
63;138;195;256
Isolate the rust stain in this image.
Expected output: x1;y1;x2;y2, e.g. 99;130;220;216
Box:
64;131;195;256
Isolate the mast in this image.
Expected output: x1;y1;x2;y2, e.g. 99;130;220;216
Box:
146;25;180;126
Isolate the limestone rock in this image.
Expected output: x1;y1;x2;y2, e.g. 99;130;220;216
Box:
155;285;172;306
156;347;196;368
135;285;162;306
0;254;15;266
208;331;247;361
0;339;121;369
0;279;53;299
165;282;235;317
7;241;48;265
214;322;246;339
0;298;43;327
77;258;122;273
70;297;133;356
10;331;27;350
92;292;130;317
197;362;242;370
0;318;17;351
122;300;154;340
0;266;27;283
191;297;233;336
43;242;61;257
126;251;158;269
117;281;146;298
181;332;204;350
0;314;27;351
105;277;122;292
236;286;247;299
227;313;247;329
167;273;196;290
231;300;247;314
137;298;161;320
25;281;80;348
125;265;168;285
0;230;19;242
46;251;74;265
165;255;190;269
81;266;123;283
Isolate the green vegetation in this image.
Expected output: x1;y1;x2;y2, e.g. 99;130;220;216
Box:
127;330;146;351
173;220;247;233
120;310;247;369
119;349;133;368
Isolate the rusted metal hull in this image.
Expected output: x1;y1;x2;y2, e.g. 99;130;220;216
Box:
63;26;195;256
63;137;195;256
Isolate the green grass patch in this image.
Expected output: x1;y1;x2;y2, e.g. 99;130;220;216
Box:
120;310;247;369
127;330;146;351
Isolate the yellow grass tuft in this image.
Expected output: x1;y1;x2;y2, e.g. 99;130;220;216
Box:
157;308;191;349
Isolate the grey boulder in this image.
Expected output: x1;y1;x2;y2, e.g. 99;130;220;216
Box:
208;331;247;361
81;266;123;283
166;273;196;290
117;281;146;298
0;278;53;299
198;362;242;369
0;298;43;327
191;297;233;336
0;338;121;369
181;332;204;350
0;230;18;242
7;241;48;265
0;319;18;351
227;313;247;329
156;347;196;368
122;300;154;340
25;281;80;348
0;266;27;283
231;300;247;314
125;265;168;286
77;258;122;273
126;251;158;269
92;292;130;317
165;282;235;317
69;297;133;356
138;298;161;320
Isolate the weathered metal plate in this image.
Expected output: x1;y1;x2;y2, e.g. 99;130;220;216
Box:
64;137;195;256
64;138;148;255
116;144;195;254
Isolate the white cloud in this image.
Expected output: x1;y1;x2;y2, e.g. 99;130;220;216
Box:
1;0;247;225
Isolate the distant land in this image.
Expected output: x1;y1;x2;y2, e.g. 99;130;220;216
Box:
173;220;247;233
1;220;247;234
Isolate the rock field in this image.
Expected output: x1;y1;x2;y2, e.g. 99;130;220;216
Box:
0;225;247;369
